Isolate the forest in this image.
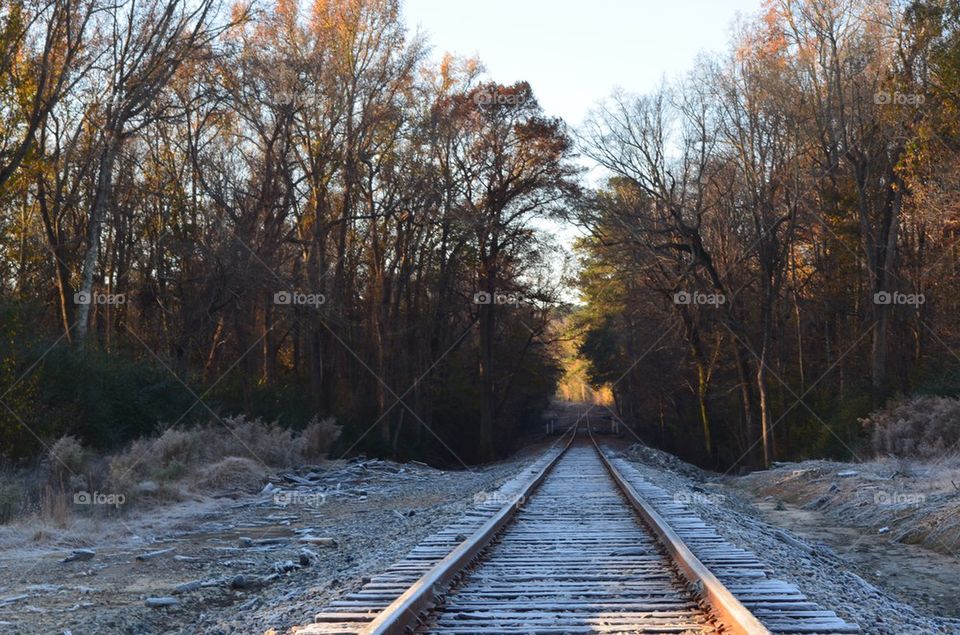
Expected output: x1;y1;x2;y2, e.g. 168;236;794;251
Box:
1;0;959;471
575;0;960;469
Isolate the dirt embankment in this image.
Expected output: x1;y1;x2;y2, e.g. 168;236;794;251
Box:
735;457;960;554
727;456;960;619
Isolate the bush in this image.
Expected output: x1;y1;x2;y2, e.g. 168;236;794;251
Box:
295;416;342;461
197;457;268;491
39;346;198;450
863;395;960;459
108;415;342;491
48;436;86;482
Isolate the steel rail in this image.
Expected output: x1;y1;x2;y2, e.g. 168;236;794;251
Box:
588;423;771;635
321;419;775;635
356;425;578;635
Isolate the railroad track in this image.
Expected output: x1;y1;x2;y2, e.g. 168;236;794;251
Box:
295;420;858;635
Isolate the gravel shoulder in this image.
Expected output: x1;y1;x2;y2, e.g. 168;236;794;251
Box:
0;441;559;635
612;440;960;634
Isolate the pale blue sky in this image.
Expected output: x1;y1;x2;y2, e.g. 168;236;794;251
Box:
403;0;765;127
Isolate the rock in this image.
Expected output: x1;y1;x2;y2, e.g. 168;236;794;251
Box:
299;536;337;547
272;560;299;574
280;473;314;485
135;548;175;561
0;594;30;606
229;575;260;590
773;529;815;554
298;549;319;566
238;537;254;548
145;597;179;608
803;495;830;510
61;549;96;563
237;597;259;611
172;581;202;595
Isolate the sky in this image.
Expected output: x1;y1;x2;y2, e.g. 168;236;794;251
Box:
403;0;766;128
402;0;768;294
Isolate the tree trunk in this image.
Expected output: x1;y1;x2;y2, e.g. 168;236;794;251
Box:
76;139;119;343
37;177;74;342
756;335;773;469
478;271;497;462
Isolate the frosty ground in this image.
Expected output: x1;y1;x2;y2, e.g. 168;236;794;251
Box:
0;435;957;634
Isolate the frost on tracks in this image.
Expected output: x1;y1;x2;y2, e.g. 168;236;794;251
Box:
618;442;960;635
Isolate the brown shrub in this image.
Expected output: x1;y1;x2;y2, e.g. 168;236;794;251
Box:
209;416;298;466
107;415;341;495
154;428;202;465
48;436;86;482
295;417;342;462
863;395;960;459
197;457;268;492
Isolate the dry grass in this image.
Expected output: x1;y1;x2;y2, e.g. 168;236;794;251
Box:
107;416;341;503
108;415;340;489
38;485;70;528
197;457;269;491
862;395;960;459
0;415;341;524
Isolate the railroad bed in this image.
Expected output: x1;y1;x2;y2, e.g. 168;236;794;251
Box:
294;430;859;635
416;444;715;633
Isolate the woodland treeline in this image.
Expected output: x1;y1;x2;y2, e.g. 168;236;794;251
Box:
0;0;577;464
575;0;960;469
3;0;960;472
